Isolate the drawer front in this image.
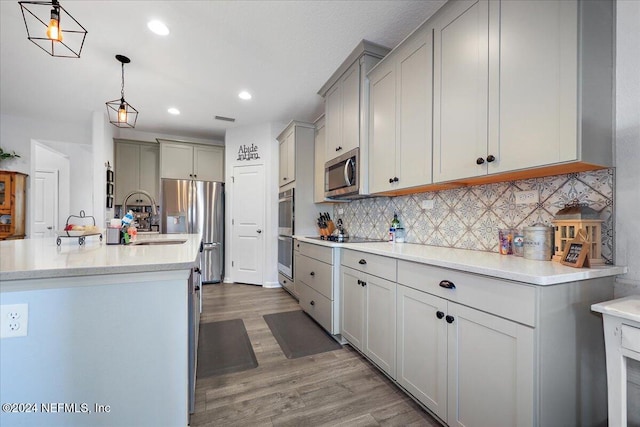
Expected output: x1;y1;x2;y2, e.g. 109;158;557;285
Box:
299;241;333;264
298;281;334;334
278;272;296;296
297;254;333;299
622;324;640;353
397;260;536;327
342;249;397;282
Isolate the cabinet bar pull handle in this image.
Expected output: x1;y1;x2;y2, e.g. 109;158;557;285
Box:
389;178;394;183
439;280;456;289
358;259;367;265
446;315;455;324
336;146;342;151
436;311;445;319
361;281;367;287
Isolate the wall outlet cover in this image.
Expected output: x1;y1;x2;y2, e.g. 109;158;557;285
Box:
1;304;28;338
515;190;539;204
421;200;435;210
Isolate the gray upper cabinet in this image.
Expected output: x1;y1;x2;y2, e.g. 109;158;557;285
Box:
432;0;489;183
278;125;296;187
369;25;433;194
319;40;390;195
114;140;159;205
160;141;224;182
433;0;614;184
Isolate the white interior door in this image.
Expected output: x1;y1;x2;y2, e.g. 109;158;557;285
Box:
231;164;265;285
32;170;58;238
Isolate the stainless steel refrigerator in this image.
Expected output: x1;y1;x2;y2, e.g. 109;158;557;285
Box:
161;178;224;283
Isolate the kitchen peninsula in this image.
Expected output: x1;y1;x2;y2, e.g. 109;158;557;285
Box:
0;234;201;427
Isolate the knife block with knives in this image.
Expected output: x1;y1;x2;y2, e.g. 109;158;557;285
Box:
317;212;335;237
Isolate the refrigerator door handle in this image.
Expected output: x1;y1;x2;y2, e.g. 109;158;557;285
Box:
203;242;220;249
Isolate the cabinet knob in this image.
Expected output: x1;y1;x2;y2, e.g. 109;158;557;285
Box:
439;280;456;289
389;178;394;183
194;174;197;178
436;311;445;319
310;300;315;306
361;281;367;287
393;177;399;182
476;157;485;165
283;279;287;284
486;155;496;163
310;271;315;276
358;259;367;265
283;177;287;181
256;229;262;234
445;315;455;324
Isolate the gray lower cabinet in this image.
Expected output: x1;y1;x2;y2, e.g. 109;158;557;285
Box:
397;283;534;426
338;245;613;426
396;259;612;427
341;250;397;378
296;242;340;334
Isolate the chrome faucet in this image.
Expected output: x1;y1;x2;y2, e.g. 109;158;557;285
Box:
121;190;158;217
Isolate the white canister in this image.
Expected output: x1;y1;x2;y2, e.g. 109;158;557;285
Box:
523;225;553;261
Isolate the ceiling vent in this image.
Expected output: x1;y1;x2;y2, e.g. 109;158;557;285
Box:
215;115;236;123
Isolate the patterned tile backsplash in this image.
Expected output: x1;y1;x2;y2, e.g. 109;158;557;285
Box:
334;169;614;264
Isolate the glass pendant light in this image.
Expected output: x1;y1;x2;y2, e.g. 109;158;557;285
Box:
105;55;139;128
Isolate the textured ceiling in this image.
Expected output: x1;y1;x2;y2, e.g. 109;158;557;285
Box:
0;0;446;140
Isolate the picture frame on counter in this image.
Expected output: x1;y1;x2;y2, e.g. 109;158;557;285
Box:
560;229;591;268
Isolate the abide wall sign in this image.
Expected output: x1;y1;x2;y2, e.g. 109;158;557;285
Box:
237;144;260;161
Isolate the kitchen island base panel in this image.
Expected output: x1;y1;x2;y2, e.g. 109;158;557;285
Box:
0;273;189;427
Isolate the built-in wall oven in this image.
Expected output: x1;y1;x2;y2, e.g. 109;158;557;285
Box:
277;189;294;279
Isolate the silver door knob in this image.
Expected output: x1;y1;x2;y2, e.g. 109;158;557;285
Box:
256;229;262;234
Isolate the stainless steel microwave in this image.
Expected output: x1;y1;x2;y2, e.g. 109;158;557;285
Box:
325;148;359;198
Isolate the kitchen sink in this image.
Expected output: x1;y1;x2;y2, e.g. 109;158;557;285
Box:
129;239;187;246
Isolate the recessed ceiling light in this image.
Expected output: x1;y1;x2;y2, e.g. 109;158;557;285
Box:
147;20;169;36
238;91;252;100
168;108;180;115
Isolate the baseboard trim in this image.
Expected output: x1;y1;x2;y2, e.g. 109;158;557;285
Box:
263;281;281;289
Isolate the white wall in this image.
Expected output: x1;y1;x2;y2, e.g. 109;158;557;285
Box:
224;122;284;287
614;0;640;298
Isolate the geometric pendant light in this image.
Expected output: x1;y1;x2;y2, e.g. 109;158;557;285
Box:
105;55;139;128
18;0;88;58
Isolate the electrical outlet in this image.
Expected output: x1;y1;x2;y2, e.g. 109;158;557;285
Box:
1;304;28;338
515;190;539;204
337;208;344;215
421;200;435;210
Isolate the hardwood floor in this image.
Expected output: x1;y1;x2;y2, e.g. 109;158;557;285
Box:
190;283;441;427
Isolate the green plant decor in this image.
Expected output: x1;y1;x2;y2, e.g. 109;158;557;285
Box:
0;148;21;162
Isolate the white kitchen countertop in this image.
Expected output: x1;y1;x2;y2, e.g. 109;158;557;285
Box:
295;236;627;286
592;295;640;324
0;233;201;282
